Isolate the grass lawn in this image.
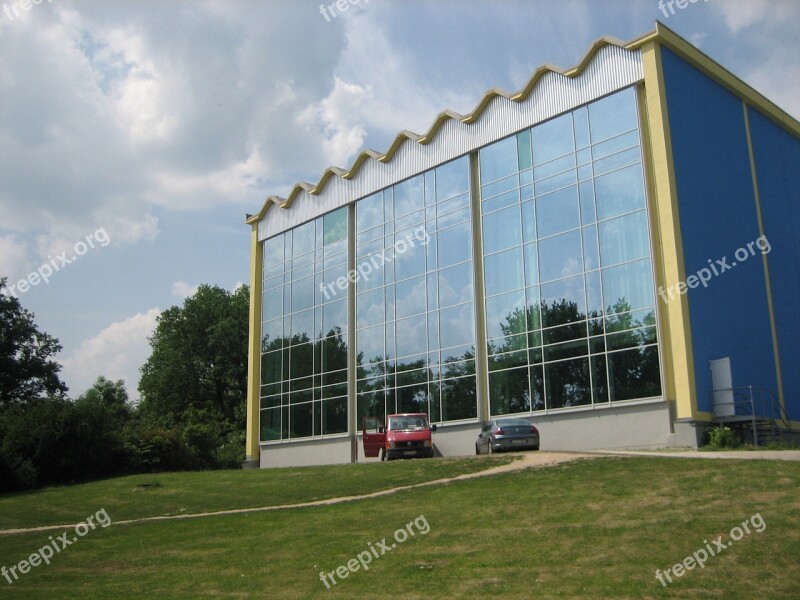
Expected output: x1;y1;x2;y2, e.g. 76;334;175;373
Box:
0;455;513;530
1;456;798;598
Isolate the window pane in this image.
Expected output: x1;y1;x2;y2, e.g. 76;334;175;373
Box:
593;147;641;177
485;290;526;340
484;247;524;296
393;234;427;281
441;376;478;420
323;208;347;245
524;243;539;286
522;200;537;242
439;303;474;349
585;270;603;317
593;130;640;161
395;275;427;318
574;107;590;150
598;211;650;267
322;299;346;337
545;357;590;409
357;192;383;232
532;112;575;165
538;230;582;283
534;168;577;197
517;130;532;171
489;366;530;415
263;286;283;322
358;324;384;362
480;136;518;184
608;345;661;401
602;258;655;314
438;262;473;308
534;154;576;182
322;398;348;434
436;156;469;202
291;276;315;313
483;205;521;254
357;288;383;330
290;403;314;438
395;314;427;358
292;221;315;259
482;173;519;200
579;180;596;225
260;408;281;441
263;235;285;268
437;222;472;267
594;163;646;221
540;275;586;325
536;185;580;238
588;87;638;143
394;174;425;218
583;225;599;271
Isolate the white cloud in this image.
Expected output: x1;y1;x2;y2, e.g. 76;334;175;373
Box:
0;235;30;282
171;280;199;299
300;77;373;167
713;0;800;119
60;308;161;402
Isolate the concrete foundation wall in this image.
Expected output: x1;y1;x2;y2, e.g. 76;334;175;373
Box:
260;435;353;468
258;400;688;467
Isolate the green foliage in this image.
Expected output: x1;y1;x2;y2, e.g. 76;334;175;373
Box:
138;284;249;429
124;426;197;472
0;278;67;404
706;425;738;448
0;282;252;492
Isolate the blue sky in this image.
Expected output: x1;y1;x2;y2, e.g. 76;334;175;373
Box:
1;0;798;401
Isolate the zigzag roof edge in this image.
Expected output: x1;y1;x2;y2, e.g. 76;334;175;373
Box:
246;28;657;226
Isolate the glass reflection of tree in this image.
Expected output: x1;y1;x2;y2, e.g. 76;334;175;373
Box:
356;346;477;421
261;326;349;435
488;298;659;409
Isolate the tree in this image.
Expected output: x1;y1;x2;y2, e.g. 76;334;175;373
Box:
138;284;249;427
0;377;135;491
0;278;67;404
137;284;249;468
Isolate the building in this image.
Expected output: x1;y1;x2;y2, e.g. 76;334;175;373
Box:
243;22;800;468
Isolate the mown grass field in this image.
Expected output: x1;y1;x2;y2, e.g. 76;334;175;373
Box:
1;455;798;599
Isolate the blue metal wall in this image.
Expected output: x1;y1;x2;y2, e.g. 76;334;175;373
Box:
660;47;778;414
746;107;800;421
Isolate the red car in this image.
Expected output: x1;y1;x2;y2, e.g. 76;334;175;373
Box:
362;414;437;461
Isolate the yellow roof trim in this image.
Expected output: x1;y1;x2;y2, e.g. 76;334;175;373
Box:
247;21;799;226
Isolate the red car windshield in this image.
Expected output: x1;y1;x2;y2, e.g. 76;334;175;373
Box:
388;416;428;431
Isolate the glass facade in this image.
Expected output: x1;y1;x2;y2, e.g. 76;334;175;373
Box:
258;85;663;443
259;207;349;441
479;87;661;416
355;157;478;425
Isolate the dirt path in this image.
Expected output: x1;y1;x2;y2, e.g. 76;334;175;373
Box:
6;449;796;536
0;452;591;536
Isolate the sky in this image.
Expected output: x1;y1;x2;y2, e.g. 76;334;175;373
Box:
1;0;798;402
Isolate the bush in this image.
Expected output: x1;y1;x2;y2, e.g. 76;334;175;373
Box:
706;425;737;449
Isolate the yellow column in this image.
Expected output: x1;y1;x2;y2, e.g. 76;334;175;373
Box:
640;42;701;420
245;224;263;467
